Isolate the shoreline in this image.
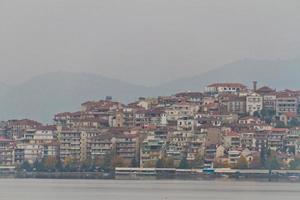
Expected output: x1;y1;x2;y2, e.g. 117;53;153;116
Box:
1;171;299;183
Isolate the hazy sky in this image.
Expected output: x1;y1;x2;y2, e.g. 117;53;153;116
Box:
0;0;300;86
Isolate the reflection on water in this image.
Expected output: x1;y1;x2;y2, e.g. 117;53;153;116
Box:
1;179;300;200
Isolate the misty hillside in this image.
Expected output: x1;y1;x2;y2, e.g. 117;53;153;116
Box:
0;72;163;122
0;59;300;122
161;59;300;93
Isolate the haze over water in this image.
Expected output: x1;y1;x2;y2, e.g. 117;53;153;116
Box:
1;179;300;200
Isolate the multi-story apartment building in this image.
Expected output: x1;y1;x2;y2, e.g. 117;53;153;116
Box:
204;145;217;168
109;110;125;128
166;131;194;162
177;116;195;131
54;112;78;128
267;128;289;151
285;133;299;154
122;107;135;127
14;148;25;164
254;131;268;152
115;134;139;162
6;119;42;140
165;102;199;121
186;136;206;161
136;97;158;110
134;108;166;127
140;135;165;167
246;93;263;115
219;94;246;114
240;132;256;148
33;126;57;144
81;100;123;113
256;86;277;111
58;129;81;161
88;133;114;160
16;143;44;164
222;131;241;148
174;92;204;104
205;83;247;95
276;92;298;116
0;137;15;166
228;150;241;166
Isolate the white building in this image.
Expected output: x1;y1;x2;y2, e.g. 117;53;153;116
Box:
17;143;44;164
228;150;241;166
166;102;199;121
177;117;195;130
34;129;55;141
246;93;263;116
205;83;247;94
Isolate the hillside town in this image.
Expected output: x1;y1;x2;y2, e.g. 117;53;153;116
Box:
1;81;300;173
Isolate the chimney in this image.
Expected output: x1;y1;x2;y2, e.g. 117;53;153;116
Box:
253;81;257;92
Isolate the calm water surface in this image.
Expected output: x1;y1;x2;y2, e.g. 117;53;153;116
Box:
1;179;300;200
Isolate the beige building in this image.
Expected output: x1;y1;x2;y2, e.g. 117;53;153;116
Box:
140;135;165;167
0;137;15;166
222;131;241;148
206;128;222;147
88;133;114;160
59;129;81;161
17;143;44;164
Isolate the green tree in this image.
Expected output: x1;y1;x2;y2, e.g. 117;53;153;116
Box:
55;159;64;172
156;158;164;168
260;109;275;123
253;111;261;118
178;158;190;169
101;153;114;171
33;160;45;172
266;151;282;170
290;158;300;170
288;119;300;127
191;153;204;168
275;121;288;128
20;161;33;172
155;156;175;168
80;158;94;172
287;146;296;155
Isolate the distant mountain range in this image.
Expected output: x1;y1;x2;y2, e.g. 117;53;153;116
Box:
0;72;160;122
0;59;299;122
161;58;300;93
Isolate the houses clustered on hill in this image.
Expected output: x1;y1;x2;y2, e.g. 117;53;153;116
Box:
1;82;300;171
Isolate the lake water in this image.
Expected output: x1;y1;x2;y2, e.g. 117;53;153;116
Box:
1;179;300;200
